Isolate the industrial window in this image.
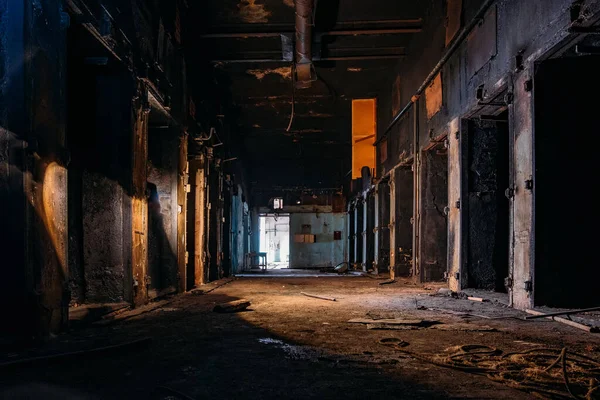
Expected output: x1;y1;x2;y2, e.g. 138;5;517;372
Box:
352;99;377;179
273;197;283;210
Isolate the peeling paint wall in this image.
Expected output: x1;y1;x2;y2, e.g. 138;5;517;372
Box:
0;0;68;336
290;213;346;269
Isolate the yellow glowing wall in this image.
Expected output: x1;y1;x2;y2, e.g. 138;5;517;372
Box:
352;99;376;179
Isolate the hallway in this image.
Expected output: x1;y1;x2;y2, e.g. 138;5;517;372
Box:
2;0;600;398
2;277;598;399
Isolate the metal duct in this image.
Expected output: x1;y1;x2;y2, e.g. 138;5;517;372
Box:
295;0;314;89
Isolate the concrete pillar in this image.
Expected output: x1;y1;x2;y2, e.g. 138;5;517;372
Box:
131;92;150;306
0;1;69;337
510;70;534;310
187;156;207;287
177;133;189;292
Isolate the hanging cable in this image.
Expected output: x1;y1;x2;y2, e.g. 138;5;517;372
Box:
286;62;296;132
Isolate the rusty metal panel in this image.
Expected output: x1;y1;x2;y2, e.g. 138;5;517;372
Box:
446;118;463;292
425;73;443;119
467;5;497;78
446;0;463;46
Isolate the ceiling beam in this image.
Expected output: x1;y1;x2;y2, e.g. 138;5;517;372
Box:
200;27;421;39
211;54;404;63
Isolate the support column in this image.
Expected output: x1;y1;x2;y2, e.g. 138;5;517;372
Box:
373;185;380;274
131;90;150;306
177;133;188;291
388;170;396;280
510;70;534;310
362;193;368;272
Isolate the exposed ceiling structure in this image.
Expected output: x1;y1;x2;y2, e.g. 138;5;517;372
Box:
187;0;429;191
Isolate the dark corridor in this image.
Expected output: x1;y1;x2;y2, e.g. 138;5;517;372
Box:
534;56;600;308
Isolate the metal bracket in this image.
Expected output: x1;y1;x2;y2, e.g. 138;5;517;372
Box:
525;178;534;190
524;280;533;292
455;200;461;209
505;187;515;199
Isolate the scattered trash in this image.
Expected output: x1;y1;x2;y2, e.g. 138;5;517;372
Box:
430;323;497;332
348;318;425;326
300;292;336;301
379;279;396;285
437;288;452;296
467;296;488;302
258;338;322;361
213;299;251;313
367;324;421;331
525;309;600;333
379;337;410;348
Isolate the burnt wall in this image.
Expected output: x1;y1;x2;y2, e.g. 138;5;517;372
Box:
466;119;509;291
378;0;583;157
420;150;448;282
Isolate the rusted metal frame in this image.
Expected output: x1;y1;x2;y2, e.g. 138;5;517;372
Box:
295;0;314;87
376;0;497;145
412;102;420;280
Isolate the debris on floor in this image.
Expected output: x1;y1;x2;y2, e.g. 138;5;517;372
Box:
300;292;336;301
430;323;497;332
378;338;410;349
213;299;251;313
348;317;426;326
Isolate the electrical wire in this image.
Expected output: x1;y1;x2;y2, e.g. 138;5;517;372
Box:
286;63;296;132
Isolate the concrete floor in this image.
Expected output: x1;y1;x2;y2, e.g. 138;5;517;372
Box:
1;277;599;399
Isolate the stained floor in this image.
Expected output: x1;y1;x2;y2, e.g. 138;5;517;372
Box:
1;276;599;399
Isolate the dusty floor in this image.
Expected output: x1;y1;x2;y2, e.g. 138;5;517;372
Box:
1;275;599;399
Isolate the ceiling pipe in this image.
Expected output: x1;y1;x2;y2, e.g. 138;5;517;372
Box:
295;0;315;89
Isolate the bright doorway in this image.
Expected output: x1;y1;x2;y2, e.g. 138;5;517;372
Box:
259;214;290;269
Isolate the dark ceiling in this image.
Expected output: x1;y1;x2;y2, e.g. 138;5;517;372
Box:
187;0;429;192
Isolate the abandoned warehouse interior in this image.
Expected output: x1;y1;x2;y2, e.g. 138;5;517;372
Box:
1;0;600;398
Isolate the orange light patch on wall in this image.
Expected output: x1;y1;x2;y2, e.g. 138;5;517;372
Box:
352;99;376;179
426;73;443;119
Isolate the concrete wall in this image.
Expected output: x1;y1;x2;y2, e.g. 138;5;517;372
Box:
375;0;600;307
0;0;69;337
289;213;346;269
